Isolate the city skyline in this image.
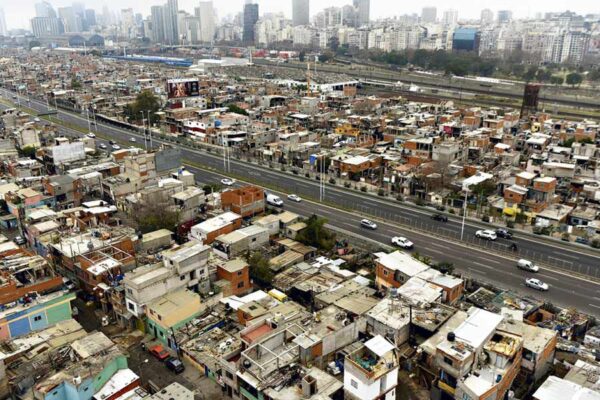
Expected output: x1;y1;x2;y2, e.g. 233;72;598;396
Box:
2;0;600;31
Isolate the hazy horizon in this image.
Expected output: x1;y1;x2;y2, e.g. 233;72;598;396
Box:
2;0;597;31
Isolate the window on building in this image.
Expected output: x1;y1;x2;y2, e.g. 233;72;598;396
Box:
443;356;454;367
383;269;388;276
350;379;358;389
180;275;186;281
127;302;135;311
127;288;132;294
33;315;42;321
226;371;234;379
237;282;244;288
462;394;473;400
237;271;243;276
190;271;195;280
158;315;162;320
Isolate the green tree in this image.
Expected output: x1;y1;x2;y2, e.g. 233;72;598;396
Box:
226;103;249;116
19;145;37;158
523;66;538;82
535;69;552;82
124;90;161;124
550;75;564;85
296;214;336;251
134;202;180;234
247;251;274;286
566;72;583;87
588;69;600;82
71;78;82;90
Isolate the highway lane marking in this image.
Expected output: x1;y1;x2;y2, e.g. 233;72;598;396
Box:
589;304;600;309
472;262;494;270
551;251;580;260
538;274;559;281
593;297;600;301
12;94;600;289
478;257;502;265
425;249;446;256
548;256;573;264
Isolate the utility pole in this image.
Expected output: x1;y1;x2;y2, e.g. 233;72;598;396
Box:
460;189;469;240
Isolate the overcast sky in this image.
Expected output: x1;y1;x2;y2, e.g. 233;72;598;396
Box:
2;0;596;30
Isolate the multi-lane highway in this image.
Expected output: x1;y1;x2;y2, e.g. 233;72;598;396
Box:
2;88;600;316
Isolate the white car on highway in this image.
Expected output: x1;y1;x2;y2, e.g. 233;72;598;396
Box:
517;259;540;272
360;219;378;230
525;278;549;291
99;143;107;150
87;132;96;138
287;194;302;202
112;144;121;150
221;178;235;186
130;137;136;142
391;236;414;249
476;229;497;241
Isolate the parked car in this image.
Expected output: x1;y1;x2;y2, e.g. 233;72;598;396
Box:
111;144;121;150
266;194;284;207
360;219;377;230
287;194;302;202
517;259;540;272
87;132;96;138
109;140;115;145
495;228;513;239
149;344;170;361
221;178;235;186
165;357;185;374
391;236;414;249
431;213;448;222
475;229;497;241
99;143;107;149
13;236;27;245
525;278;549;291
62;277;76;291
130;137;136;142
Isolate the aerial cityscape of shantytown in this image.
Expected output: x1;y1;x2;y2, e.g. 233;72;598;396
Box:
0;1;599;400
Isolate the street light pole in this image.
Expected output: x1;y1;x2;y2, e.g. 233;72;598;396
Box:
146;110;152;149
460;189;469;240
140;111;147;151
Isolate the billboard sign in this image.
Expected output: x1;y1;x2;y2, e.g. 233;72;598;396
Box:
166;78;200;99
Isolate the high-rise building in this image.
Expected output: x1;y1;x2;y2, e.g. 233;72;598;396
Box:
421;7;437;24
442;9;458;26
151;5;166;43
0;8;7;37
84;9;96;27
243;1;259;44
195;1;216;43
292;0;309;27
497;10;513;24
121;8;135;38
353;0;370;26
58;7;82;33
163;0;179;45
35;1;57;18
480;8;494;25
31;16;64;37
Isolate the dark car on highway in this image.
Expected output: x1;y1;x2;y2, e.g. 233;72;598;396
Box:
165;357;185;374
495;228;513;239
431;214;448;222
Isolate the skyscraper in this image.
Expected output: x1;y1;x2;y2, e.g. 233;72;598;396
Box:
58;7;82;32
480;9;493;25
35;1;57;18
353;0;370;26
442;9;458;26
121;8;135;38
151;5;166;43
163;0;179;45
243;1;259;44
85;9;96;27
292;0;309;27
31;17;64;37
0;8;7;37
195;1;216;43
421;7;437;23
497;10;513;23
